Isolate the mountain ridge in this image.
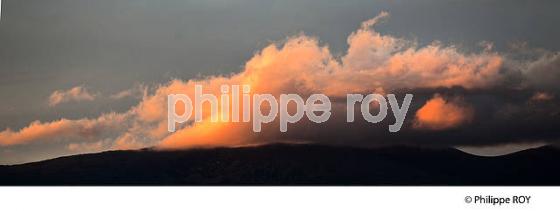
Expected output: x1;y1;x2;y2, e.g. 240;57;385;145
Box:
0;144;558;185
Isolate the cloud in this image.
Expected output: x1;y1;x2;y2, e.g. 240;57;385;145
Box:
48;86;97;106
457;142;547;157
112;133;145;150
341;12;503;91
0;112;130;146
524;52;560;90
413;94;473;130
110;84;147;100
152;12;504;149
67;141;104;152
531;92;554;101
2;12;560;163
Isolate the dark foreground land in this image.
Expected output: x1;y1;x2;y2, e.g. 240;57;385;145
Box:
0;144;558;185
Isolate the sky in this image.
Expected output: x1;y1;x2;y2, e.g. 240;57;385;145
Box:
1;0;560;164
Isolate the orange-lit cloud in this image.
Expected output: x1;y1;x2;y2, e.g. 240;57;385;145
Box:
48;86;96;106
0;112;129;146
67;141;104;152
110;84;147;100
148;12;502;149
3;11;558;161
112;133;144;150
414;95;473;130
531;92;554;101
1;12;505;150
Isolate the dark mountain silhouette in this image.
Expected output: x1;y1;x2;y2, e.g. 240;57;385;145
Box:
0;144;559;185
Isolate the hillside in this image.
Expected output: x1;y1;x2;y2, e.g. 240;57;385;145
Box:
0;144;558;185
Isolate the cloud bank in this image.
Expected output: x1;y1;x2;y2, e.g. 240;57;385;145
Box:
1;12;560;163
